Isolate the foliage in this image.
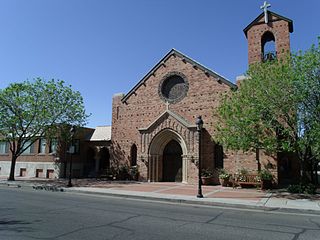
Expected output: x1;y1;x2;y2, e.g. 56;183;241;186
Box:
287;183;317;194
116;165;130;180
237;168;249;182
215;37;320;184
291;39;320;182
129;165;139;180
0;78;89;180
201;168;214;177
216;54;296;154
238;168;249;176
258;169;273;181
217;168;230;180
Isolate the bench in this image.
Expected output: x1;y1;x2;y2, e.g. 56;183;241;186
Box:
233;174;261;188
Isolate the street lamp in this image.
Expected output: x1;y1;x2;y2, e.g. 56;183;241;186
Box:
67;125;76;187
196;116;204;198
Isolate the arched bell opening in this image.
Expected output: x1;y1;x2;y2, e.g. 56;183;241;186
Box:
261;31;276;61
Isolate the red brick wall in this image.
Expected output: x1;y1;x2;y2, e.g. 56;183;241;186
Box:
111;53;265;183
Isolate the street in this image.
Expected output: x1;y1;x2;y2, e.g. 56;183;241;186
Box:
0;186;320;240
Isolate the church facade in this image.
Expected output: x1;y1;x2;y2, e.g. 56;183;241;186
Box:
110;8;300;184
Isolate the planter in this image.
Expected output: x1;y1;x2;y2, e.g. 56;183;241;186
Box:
219;178;230;187
201;176;214;185
261;179;272;190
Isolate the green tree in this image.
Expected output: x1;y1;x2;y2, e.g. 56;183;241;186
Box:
293;39;320;182
216;38;320;183
0;78;89;181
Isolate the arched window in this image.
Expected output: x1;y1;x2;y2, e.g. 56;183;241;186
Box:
130;144;137;166
261;31;276;61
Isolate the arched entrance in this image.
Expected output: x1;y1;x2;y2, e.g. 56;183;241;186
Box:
163;140;182;182
148;129;188;183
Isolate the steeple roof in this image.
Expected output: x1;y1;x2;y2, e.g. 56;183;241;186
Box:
243;10;293;38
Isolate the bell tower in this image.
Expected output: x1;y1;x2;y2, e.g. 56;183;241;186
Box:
243;2;293;64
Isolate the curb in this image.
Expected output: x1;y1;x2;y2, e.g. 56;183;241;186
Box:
63;188;320;215
0;181;64;192
2;181;320;215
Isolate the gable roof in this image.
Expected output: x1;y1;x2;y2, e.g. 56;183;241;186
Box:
138;109;196;132
121;49;236;103
88;126;111;141
243;10;293;38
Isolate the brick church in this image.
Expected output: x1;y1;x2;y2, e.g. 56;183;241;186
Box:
110;6;300;185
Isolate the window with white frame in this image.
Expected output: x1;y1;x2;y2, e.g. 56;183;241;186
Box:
49;139;58;154
38;138;47;154
0;141;9;154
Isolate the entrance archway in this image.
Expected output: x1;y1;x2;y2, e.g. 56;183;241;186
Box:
148;129;188;183
163;140;182;182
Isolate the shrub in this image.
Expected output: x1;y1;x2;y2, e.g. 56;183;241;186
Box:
238;168;249;176
287;183;317;194
117;165;130;180
259;169;273;181
201;168;214;177
218;169;230;180
129;165;139;180
237;168;248;182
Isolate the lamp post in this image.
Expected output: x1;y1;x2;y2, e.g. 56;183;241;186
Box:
196;116;204;198
67;125;76;187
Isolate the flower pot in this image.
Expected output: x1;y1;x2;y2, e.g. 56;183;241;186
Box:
261;179;272;190
201;176;213;185
219;178;230;187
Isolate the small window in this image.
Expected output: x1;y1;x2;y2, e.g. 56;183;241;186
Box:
0;141;9;154
36;169;43;178
49;139;58;154
46;169;54;179
116;106;120;119
72;139;80;154
130;144;137;166
20;168;27;177
38;138;47;154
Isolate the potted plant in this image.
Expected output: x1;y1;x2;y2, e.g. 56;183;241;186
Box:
129;165;139;181
259;169;273;190
218;169;231;187
201;168;214;185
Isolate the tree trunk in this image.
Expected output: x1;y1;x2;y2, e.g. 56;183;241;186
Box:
8;155;18;181
256;148;261;172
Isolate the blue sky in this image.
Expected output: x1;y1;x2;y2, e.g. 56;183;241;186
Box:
0;0;319;128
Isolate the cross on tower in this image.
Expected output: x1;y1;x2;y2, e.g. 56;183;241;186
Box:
165;101;169;111
260;1;271;23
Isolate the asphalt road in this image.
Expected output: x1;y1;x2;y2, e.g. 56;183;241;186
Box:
1;186;320;240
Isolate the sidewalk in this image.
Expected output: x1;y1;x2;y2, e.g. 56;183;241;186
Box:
1;177;320;213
